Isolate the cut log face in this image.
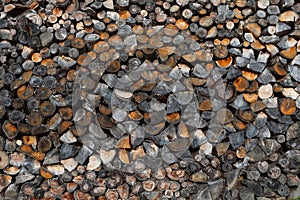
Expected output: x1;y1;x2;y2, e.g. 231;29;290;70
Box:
216;57;233;68
243;93;258;103
280;98;296;115
258;84;273;99
234;77;249;92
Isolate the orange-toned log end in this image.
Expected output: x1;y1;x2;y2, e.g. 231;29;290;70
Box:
273;63;287;76
243;41;250;48
17;85;34;100
120;10;131;19
119;149;130;164
175;19;189;30
31;151;45;161
216;56;233;68
97;196;107;200
40;168;53;179
22;136;37;146
243;93;258;103
273;84;283;93
221;38;231;46
19;145;33;153
242;70;258;81
77;54;91;66
164;24;179;36
135;50;144;58
52;7;62;17
198;99;212;111
93;41;110;53
100;32;110;40
133;25;144;35
280;98;296;115
32;53;42;63
166;113;180;124
234;77;249;92
129;110;143;121
3;121;17;137
66;69;77;82
251;39;265;50
41;58;54;67
58;121;73;134
87;51;97;60
29;1;39;9
58;108;73;121
116;136;131;149
232;117;247;130
158;47;174;61
103;17;111;24
280;46;297;59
